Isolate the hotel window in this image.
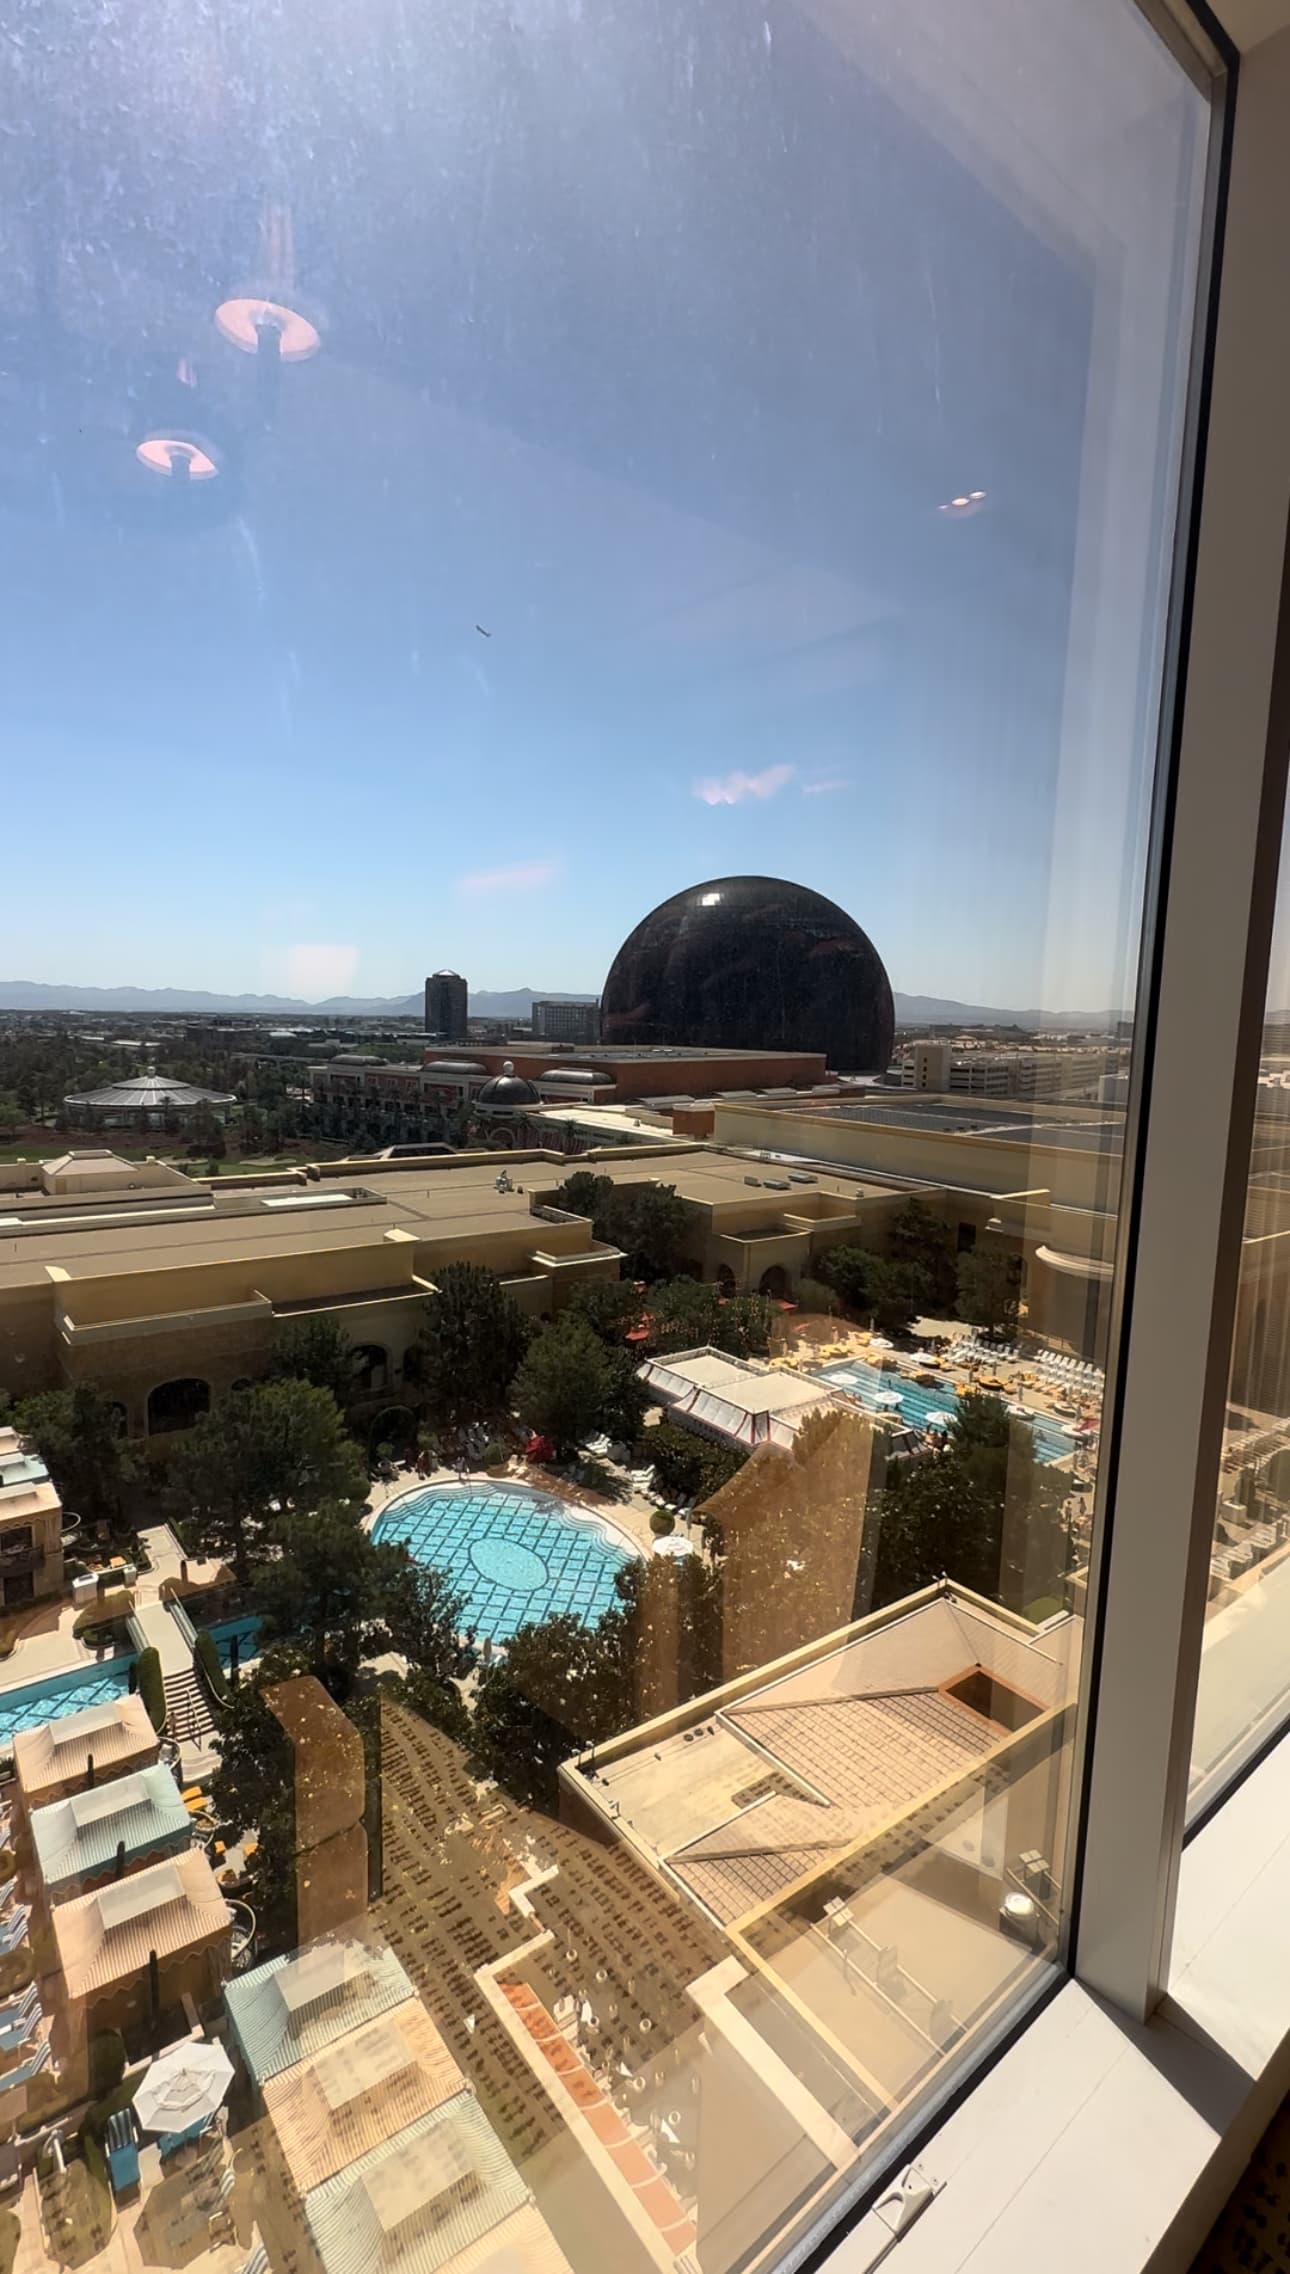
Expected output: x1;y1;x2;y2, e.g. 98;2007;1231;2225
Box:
1192;799;1290;1817
0;0;1232;2272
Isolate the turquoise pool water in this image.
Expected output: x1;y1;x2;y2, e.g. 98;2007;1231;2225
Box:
209;1614;263;1668
372;1482;637;1641
0;1656;136;1746
813;1358;1079;1464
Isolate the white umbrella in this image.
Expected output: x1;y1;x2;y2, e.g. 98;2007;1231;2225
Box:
651;1534;695;1559
133;2040;234;2134
875;1391;903;1409
925;1411;955;1429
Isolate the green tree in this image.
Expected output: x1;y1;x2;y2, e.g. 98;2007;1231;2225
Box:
865;1256;930;1336
513;1316;646;1457
552;1174;697;1282
472;1651;584;1811
956;1249;1022;1341
872;1400;1070;1614
612;1183;698;1282
889;1199;958;1314
209;1680;297;1947
272;1316;358;1409
646;1420;746;1504
816;1244;872;1312
257;1504;403;1678
470;1558;724;1808
552;1171;613;1229
378;1556;472;1678
564;1279;644;1345
409;1265;530;1449
645;1281;774;1359
164;1380;367;1583
646;1278;724;1354
13;1385;139;1528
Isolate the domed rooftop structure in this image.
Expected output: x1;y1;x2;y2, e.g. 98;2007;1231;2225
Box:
474;1061;540;1114
601;876;894;1071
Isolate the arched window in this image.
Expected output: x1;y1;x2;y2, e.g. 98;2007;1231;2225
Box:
352;1343;390;1394
759;1264;791;1300
147;1377;211;1436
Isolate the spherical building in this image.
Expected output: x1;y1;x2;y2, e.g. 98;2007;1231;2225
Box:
600;876;894;1071
474;1062;540;1146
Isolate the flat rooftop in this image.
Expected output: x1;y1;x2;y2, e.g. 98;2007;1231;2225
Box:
585;1592;1080;1926
0;1148;886;1292
830;1099;1125;1155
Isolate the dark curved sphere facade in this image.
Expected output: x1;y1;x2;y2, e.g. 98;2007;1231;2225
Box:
601;876;894;1072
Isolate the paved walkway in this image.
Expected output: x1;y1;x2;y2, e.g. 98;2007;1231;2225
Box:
130;1596;191;1677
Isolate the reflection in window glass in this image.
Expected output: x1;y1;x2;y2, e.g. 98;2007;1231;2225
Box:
1193;814;1290;1813
0;1;1207;2269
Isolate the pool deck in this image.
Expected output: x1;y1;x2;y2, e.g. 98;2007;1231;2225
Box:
0;1522;227;1698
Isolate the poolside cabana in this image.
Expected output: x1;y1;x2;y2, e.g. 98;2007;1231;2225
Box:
225;1929;415;2091
14;1696;160;1813
30;1763;192;1901
302;2094;528;2274
52;1850;233;2040
262;1998;465;2193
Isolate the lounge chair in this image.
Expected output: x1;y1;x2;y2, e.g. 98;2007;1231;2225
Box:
0;1910;30;1958
105;2108;141;2199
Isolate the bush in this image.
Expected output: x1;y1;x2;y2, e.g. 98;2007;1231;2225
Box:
649;1509;675;1536
88;2030;126;2099
82;2069;142;2146
647;1421;747;1505
193;1628;230;1707
795;1276;840;1317
134;1645;167;1733
479;1436;512;1473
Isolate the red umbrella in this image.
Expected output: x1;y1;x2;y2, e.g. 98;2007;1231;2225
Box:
525;1433;557;1462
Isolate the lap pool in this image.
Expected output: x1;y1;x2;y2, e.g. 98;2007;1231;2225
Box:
372;1481;640;1642
813;1358;1079;1463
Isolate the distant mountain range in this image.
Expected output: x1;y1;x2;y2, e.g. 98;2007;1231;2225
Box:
0;978;1116;1029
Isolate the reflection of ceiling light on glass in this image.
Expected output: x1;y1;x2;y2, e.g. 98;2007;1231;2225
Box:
214;297;321;362
700;891;722;906
939;489;987;518
135;435;220;481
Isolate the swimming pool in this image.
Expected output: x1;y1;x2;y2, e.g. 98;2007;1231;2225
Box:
0;1655;136;1746
209;1614;263;1669
813;1358;1079;1464
372;1482;639;1642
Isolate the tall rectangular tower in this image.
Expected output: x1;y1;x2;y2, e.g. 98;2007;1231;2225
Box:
424;970;469;1039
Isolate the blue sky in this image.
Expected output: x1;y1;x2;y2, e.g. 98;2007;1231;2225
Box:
0;0;1203;1012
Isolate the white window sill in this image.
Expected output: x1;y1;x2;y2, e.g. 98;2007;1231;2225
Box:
825;1727;1290;2274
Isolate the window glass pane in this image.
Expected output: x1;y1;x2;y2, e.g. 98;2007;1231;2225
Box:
0;1;1207;2269
1192;813;1290;1813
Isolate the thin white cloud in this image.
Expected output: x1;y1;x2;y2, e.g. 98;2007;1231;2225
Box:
693;764;794;808
801;777;850;796
456;860;560;896
284;943;359;997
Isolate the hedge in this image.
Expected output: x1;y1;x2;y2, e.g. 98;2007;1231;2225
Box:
133;1646;167;1734
193;1627;230;1707
88;2030;126;2099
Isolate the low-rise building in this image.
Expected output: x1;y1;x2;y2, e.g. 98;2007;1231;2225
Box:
530;999;600;1044
62;1073;236;1130
52;1847;233;2043
13;1696;160;1813
28;1762;192;1900
0;1426;64;1608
